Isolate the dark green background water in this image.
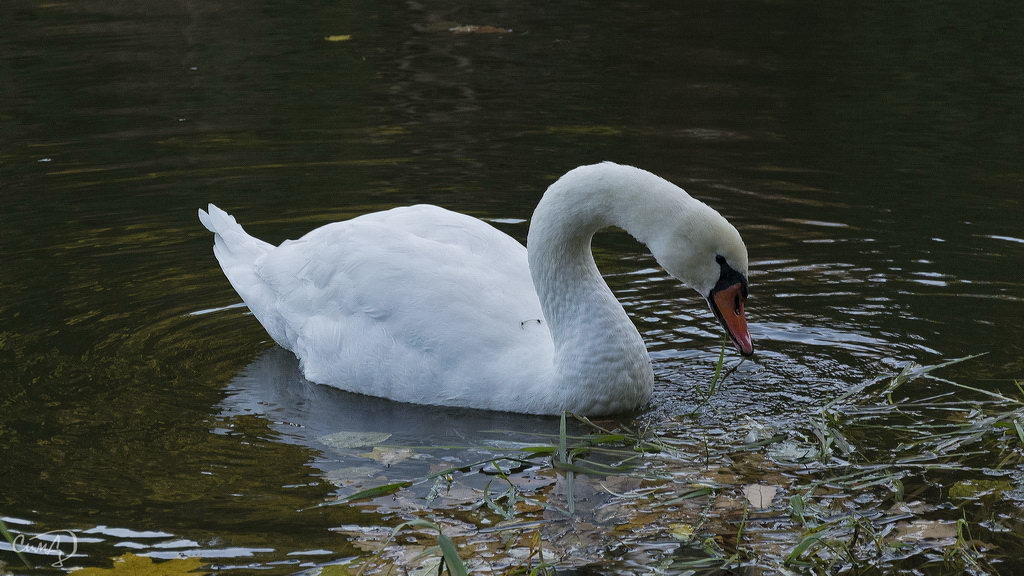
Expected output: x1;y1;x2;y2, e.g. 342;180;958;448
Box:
2;0;1022;573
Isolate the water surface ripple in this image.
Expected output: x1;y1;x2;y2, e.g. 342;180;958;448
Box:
1;0;1022;573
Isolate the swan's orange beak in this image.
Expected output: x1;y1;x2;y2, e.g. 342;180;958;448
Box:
708;283;753;356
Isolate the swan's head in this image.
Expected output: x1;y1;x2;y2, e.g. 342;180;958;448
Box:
535;162;754;356
649;206;754;357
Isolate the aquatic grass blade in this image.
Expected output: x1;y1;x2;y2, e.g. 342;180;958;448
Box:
662;486;714;506
557;412;567;463
0;517;33;569
709;335;727;395
437;533;469;576
317;481;412;508
916;352;988;374
785;533;824;565
737;432;788;450
347;481;411;500
426;457;535;481
882;354;986;403
570;413;614;434
940;379;1024;406
363;518;467;576
482;482;515;521
671;557;728;569
519;445;558;454
552;460;632;475
885;362;918;402
559;411;575;515
788;494;805;524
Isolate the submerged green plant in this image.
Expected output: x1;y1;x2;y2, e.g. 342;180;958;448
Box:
509;530;557;576
0;518;31;569
770;353;1024;572
708;335;727;397
354;518;468;576
944;513;999;575
479;461;523;521
319;353;1024;574
558;411;574;515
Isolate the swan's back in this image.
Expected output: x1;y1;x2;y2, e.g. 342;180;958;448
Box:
240;205;555;411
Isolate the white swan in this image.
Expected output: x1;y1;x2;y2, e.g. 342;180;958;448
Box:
199;162;753;415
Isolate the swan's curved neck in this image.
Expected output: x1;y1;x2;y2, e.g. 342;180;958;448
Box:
526;164;706;413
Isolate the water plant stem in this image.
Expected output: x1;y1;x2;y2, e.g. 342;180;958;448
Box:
0;518;32;569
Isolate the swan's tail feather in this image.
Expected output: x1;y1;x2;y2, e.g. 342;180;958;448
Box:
199;204;290;348
197;205;219;233
196;203;272;270
198;204;273;263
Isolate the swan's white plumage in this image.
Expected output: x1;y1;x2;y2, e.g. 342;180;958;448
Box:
200;162;750;415
202;204;558;413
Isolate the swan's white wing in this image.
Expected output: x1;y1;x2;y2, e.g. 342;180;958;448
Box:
254;205;554;410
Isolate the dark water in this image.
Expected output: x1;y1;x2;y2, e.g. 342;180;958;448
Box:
2;0;1022;573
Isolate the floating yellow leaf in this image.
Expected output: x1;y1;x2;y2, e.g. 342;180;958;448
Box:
448;25;510;34
359;446;414;466
74;554;207;576
668;523;695;541
319;430;391;450
544;125;621;137
949;479;1012;499
324;35;352;42
318;565;354;576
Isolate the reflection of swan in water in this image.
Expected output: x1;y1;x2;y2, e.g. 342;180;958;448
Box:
217;348;558;482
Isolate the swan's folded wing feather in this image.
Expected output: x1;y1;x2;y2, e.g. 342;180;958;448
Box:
253;205;553;407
